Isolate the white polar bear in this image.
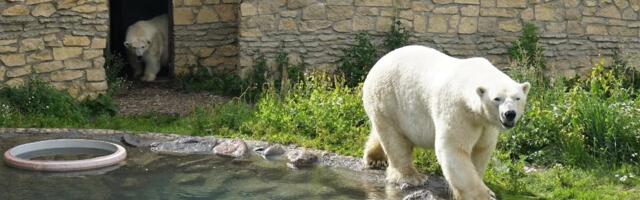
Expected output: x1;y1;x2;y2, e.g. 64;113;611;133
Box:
362;45;530;200
124;14;169;81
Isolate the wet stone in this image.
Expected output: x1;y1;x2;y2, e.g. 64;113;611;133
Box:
150;137;217;154
286;150;318;169
213;139;248;158
254;144;286;159
403;189;436;200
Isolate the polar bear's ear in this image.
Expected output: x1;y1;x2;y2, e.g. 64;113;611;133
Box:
476;87;486;97
521;82;531;94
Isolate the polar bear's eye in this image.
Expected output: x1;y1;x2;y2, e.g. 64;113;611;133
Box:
493;97;502;102
515;97;521;101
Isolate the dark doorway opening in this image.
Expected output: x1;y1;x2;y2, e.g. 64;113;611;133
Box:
108;0;174;80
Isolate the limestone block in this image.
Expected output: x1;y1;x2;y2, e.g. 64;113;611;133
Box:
87;81;108;91
461;5;479;16
91;38;106;49
50;70;84;81
454;0;479;4
63;35;91;46
6;65;32;78
0;54;26;67
354;0;392;6
376;17;393;32
174;8;195;25
413;15;426;33
71;4;97;13
433;0;453;4
20;38;45;52
86;68;106;81
353;16;375;31
279;18;298;32
535;3;563;21
333;20;352;32
496;0;526;8
184;0;202;6
34;61;64;73
458;17;478;33
412;1;434;11
302;3;326;20
219;45;239;56
585;24;608;35
241;2;257;16
300;20;332;32
190;47;215;57
196;6;220;23
26;0;53;4
480;8;518;17
53;47;82;60
427;15;448;33
26;50;52;63
597;5;621;18
83;49;102;59
64;58;92;69
2;5;30;16
499;19;522;32
215;4;236;22
327;6;353;21
31;3;56;17
287;0;316;9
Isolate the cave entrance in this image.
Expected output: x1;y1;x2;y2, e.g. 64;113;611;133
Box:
108;0;174;81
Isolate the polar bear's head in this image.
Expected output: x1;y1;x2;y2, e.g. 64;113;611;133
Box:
123;39;150;58
476;82;530;130
124;23;153;59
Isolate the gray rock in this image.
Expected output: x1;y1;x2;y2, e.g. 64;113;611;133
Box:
254;144;286;159
150;137;217;154
403;189;435;200
121;134;141;147
287;150;318;169
213;139;248;158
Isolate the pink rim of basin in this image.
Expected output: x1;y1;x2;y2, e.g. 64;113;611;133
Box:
3;139;127;172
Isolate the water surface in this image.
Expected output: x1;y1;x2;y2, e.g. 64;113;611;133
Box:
0;133;401;200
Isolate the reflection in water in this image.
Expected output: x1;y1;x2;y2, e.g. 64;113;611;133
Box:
0;134;414;200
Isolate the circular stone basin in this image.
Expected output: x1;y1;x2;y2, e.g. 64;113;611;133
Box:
3;139;126;172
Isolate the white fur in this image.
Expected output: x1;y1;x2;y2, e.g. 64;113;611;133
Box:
124;14;169;81
362;45;529;200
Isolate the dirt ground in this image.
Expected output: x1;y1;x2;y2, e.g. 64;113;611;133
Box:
113;81;228;116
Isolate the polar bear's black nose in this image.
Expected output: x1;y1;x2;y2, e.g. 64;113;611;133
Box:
505;110;516;121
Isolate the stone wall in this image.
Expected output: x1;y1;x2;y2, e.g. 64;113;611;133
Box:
172;0;239;75
238;0;640;77
0;0;108;99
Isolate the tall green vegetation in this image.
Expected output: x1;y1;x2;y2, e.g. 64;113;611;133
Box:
339;19;411;87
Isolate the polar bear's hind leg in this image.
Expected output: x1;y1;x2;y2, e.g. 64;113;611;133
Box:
364;129;388;169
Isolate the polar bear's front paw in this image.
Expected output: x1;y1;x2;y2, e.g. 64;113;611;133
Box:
486;185;497;200
141;74;156;82
364;158;388;169
386;167;427;189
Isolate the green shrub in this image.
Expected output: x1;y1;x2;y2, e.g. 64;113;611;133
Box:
382;19;410;52
338;33;378;87
176;67;246;97
509;23;546;70
504;60;640;167
0;79;86;121
243;73;369;155
103;52;129;95
610;49;640;90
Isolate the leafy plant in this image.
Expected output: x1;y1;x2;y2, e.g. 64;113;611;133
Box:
509;23;546;70
382;19;410;52
103;52;130;95
338;33;378;87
